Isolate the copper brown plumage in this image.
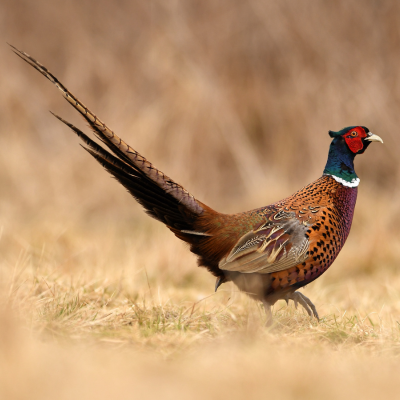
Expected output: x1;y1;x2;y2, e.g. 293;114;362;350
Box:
11;45;383;322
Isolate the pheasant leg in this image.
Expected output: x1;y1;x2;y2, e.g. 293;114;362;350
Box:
262;300;273;326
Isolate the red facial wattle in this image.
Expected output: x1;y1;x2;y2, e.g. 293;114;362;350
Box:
346;137;363;153
343;127;368;153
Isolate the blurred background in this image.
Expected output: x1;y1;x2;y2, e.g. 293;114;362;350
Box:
1;1;400;398
1;0;397;208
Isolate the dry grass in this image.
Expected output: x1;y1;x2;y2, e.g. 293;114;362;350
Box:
2;0;400;399
2;224;400;400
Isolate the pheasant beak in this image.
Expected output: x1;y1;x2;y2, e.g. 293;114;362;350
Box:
365;133;383;144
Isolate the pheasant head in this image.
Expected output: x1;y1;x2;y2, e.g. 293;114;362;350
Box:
323;126;383;187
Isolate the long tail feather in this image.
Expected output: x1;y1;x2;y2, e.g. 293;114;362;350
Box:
10;44;204;215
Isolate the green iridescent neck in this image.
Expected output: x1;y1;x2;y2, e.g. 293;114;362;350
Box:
323;137;359;187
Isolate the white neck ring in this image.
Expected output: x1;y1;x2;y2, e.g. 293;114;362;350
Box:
324;174;360;188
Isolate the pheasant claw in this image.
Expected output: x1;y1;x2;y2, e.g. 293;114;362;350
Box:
285;291;319;321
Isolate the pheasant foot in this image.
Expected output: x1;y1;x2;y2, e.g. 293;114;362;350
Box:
285;291;319;321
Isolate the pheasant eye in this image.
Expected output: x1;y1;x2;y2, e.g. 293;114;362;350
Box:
350;131;357;137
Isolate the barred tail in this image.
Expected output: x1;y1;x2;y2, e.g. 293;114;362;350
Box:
10;44;204;215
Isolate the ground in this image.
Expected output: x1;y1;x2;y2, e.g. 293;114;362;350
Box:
1;214;400;399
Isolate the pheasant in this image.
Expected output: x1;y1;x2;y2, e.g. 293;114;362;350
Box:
11;45;383;321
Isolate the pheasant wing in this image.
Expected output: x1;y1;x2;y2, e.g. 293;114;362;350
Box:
219;211;309;274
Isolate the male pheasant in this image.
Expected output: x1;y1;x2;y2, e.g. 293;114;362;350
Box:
11;45;383;321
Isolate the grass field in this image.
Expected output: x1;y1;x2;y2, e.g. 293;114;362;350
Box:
2;217;400;399
2;1;400;399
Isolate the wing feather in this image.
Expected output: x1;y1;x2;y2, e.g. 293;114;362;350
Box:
219;215;309;274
